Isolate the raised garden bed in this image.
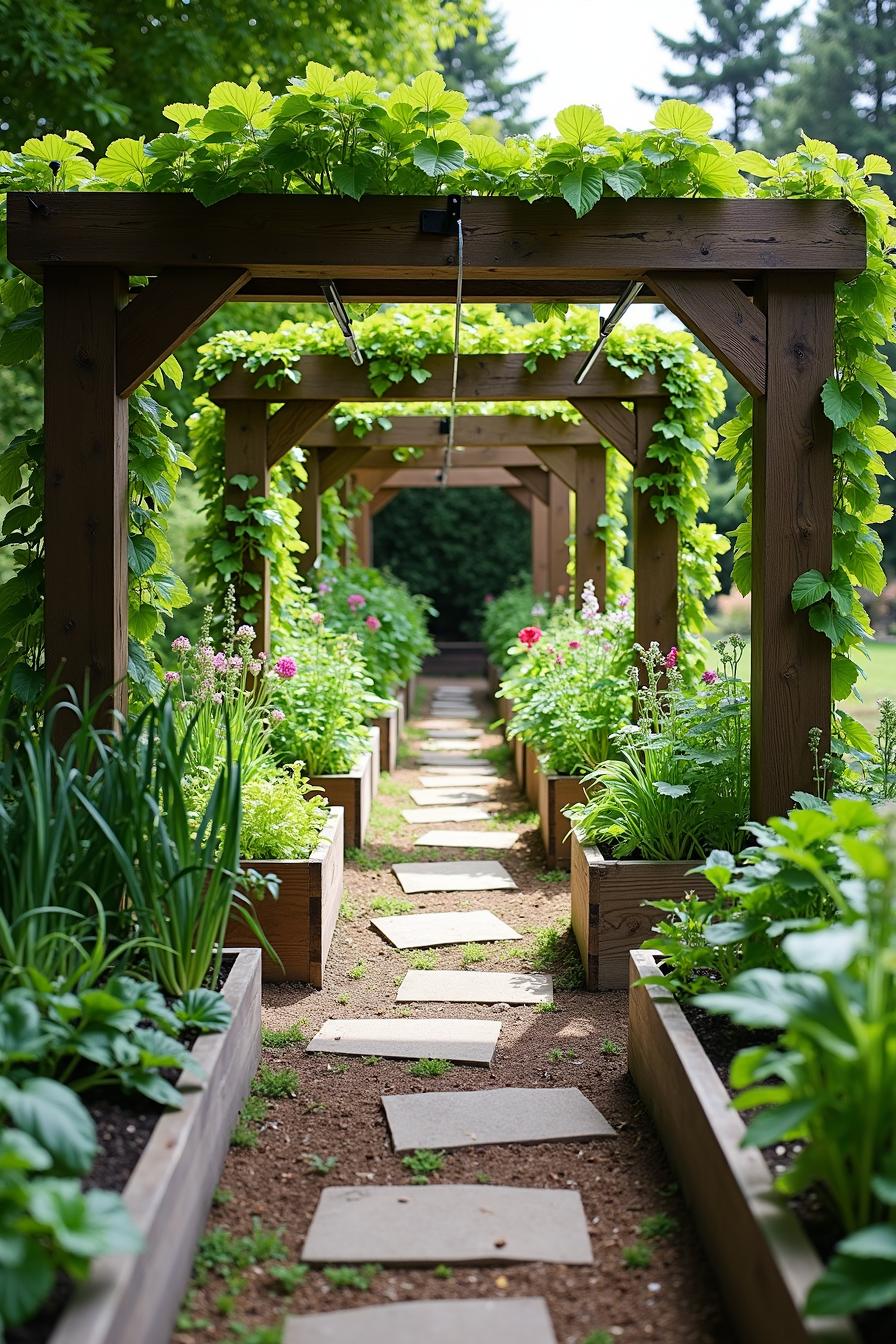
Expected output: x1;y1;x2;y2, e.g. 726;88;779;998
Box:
628;949;859;1344
403;673;418;719
524;743;541;809
376;701;400;773
47;949;261;1344
226;807;344;985
308;730;378;848
513;736;526;790
537;760;587;868
570;831;714;990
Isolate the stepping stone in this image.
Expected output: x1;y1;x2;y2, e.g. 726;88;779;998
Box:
301;1185;593;1265
382;1087;615;1151
371;909;521;949
415;829;518;850
409;788;494;806
284;1298;558;1343
402;806;491;823
306;1017;501;1065
419;718;480;730
397;970;553;1004
421;740;486;753
392;861;517;895
419;770;498;783
425;728;482;739
419;753;490;767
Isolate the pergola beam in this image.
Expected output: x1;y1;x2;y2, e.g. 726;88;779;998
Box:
646;271;767;397
303;417;599;450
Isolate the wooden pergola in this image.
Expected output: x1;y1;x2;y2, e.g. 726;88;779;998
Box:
6;193;865;817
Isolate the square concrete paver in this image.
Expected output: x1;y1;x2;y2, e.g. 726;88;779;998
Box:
305;1018;501;1065
421;738;486;752
382;1087;615;1151
402;806;491;824
396;969;553;1004
371;909;521;949
419;752;489;767
419;719;480;731
408;789;494;806
301;1185;593;1265
283;1298;558;1343
415;829;518;850
419;771;498;785
392;861;517;895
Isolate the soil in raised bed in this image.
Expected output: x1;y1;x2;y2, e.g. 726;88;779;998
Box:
173;677;729;1344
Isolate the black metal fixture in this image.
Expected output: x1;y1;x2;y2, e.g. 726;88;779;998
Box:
573;281;644;385
420;195;462;236
321;281;364;366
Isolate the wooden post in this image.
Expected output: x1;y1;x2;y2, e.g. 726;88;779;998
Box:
296;448;321;576
44;267;129;715
531;496;549;594
574;444;607;608
224;402;270;654
633;398;677;659
353;499;373;566
547;472;570;599
339;476;353;566
752;274;834;820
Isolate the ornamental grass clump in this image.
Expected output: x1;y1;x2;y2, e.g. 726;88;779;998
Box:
501;581;634;776
568;637;749;861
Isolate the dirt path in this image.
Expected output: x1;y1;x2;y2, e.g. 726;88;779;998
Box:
173;677;727;1344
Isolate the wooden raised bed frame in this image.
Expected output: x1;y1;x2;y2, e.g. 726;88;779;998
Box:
537;760;587;868
48;949;261;1344
226;806;344;985
629;949;859;1344
524;743;541;809
308;729;378;848
570;830;713;990
376;701;400;773
512;735;526;790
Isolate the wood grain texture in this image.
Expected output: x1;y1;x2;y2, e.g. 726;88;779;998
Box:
647;272;767;397
531;445;577;491
503;486;532;512
47;950;261;1344
633;398;678;660
524;744;541;809
530;495;549;594
224;402;270;653
571;834;712;990
43;268;128;717
629;949;859;1344
547;473;571;599
376;703;400;772
571;398;636;465
382;467;519;488
752;273;835;820
236;277;670;303
227;808;344;984
537;764;587;868
575;444;607;608
369;488;398;517
266;400;337;466
357;446;543;469
513;737;526;791
304;418;598;451
117;267;248;396
9;194;865;279
296;447;321;575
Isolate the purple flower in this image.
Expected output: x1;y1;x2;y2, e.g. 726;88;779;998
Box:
236;624;254;641
270;708;285;724
164;670;180;684
568;640;581;650
171;635;191;654
365;615;381;632
701;669;719;685
318;580;333;595
249;659;262;677
211;691;223;705
275;656;297;680
229;654;243;670
347;593;366;611
664;646;678;670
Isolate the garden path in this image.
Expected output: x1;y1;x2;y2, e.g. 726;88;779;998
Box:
174;678;727;1344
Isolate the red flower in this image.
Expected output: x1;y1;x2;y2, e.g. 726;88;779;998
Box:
518;626;543;648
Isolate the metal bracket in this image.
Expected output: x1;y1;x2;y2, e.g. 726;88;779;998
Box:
420;195;462;236
438;417;451;435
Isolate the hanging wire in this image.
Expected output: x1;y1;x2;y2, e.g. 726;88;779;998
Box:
440;216;465;486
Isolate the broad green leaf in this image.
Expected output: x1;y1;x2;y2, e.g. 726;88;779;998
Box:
560;162;604;217
413;138;465;177
782;923;864;973
604;164;645;200
791;570;830;611
742;1097;817;1147
303;62;337;96
806;1247;896;1316
97;138;150;185
28;1181;142;1258
821;377;863;428
0;306;42;366
654;100;713;137
162;103;206;128
0;1128;51;1173
0;1077;96;1175
654;781;691;797
128;535;157;578
733;149;776;177
208;80;273;125
861;154;892;177
332;71;377;100
555;104;605;148
174;988;232;1034
831;655;859;700
20;132;84;163
0;1240;55;1327
532;303;569;322
332;162;373;200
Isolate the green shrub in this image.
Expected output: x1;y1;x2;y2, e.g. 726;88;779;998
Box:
312;561;435;696
237;767;329;860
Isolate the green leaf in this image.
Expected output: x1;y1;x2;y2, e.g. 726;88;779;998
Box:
412;138;465;177
173;988;232;1034
28;1180;142;1258
831;655;859;700
821;378;863;428
532;303;569;322
97;137;149;184
0;1240;55;1327
653;100;713;137
560;162;604;217
742;1097;817;1147
128;535;157;578
733;149;776;178
0;1077;96;1175
782;923;864;973
791;570;830;611
554;104;604;147
654;781;690;797
806;1246;896;1316
208;79;272;125
331;162;373;200
604;164;645;200
0;306;43;366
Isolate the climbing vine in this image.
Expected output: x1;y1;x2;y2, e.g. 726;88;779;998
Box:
0;68;892;697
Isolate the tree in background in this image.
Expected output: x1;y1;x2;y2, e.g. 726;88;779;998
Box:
638;0;799;147
758;0;895;160
437;2;543;137
0;0;486;146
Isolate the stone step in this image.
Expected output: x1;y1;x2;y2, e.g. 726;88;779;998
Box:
396;969;553;1005
382;1086;615;1151
284;1298;558;1343
392;861;517;894
305;1017;501;1065
371;909;521;950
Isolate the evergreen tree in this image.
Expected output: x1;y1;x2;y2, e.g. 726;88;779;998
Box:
438;3;543;137
638;0;799;148
758;0;896;160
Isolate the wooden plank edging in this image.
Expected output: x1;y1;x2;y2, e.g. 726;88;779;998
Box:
48;949;262;1344
628;949;858;1344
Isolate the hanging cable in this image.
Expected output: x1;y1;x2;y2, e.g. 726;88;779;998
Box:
321;281;364;366
573;280;644;385
441;214;465;487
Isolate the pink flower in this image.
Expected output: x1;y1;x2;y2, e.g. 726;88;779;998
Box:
518;626;543;648
554;654;564;667
270;708;285;724
213;652;227;672
347;593;366;611
318;580;333;595
701;669;719;685
275;656;297;680
568;640;581;650
664;646;678;670
310;611;324;626
164;670;180;684
236;624;254;641
171;635;191;654
484;593;494;604
618;594;630;610
228;654;243;670
212;691;223;705
249;659;262;676
365;615;381;632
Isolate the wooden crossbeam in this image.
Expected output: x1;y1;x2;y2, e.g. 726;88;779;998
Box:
235;278;668;303
647;272;767;397
507;465;550;505
328;447;541;473
382;467;518;488
531;446;577;491
117;267;249;397
503;486;532;512
318;444;372;493
266;401;337;466
303;416;598;450
369;488;398;517
571;398;636;464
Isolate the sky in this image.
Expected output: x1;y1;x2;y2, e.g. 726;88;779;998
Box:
495;0;816;134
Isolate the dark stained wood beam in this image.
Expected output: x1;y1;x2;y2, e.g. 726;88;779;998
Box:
224;402;270;653
382;467;519;488
507;465;550;505
296;448;321;574
234;277;667;303
330;447;542;473
571;398;636;465
633;398;677;661
575;445;607;608
547;473;571;598
117;267;249;397
8;195;866;281
751;273;834;820
369;488;399;517
647;272;767;397
531;445;577;491
503;486;532;512
318;444;372;493
531;496;549;594
44;268;128;718
304;416;598;450
266;400;337;466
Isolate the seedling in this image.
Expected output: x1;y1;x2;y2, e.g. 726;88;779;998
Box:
547;1046;578;1063
600;1038;622;1056
261;1023;307;1048
433;1264;454;1280
304;1153;339;1175
621;1242;653;1269
345;847;379;871
474;1171;493;1184
402;1148;446;1182
524;919;585;990
535;999;559;1014
193;1221;287;1287
328;1060;350;1074
536;869;567;884
407;1057;452;1077
269;1262;310;1293
361;1054;381;1065
212;1187;233;1206
339;897;358;920
337;993;349;1005
405;948;438;970
639;1212;678;1240
396;1006;414;1018
461;942;488;966
231;1095;268;1148
348;961;367;980
581;1333;613;1344
252;1063;299;1099
322;1263;381;1290
370;893;415;916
